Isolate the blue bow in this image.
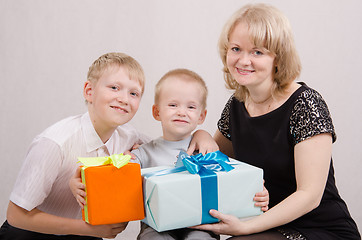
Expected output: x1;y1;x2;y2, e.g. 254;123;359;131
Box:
143;150;234;224
179;150;234;174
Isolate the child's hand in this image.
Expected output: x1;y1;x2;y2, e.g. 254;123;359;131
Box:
124;143;140;160
69;167;86;209
124;151;137;160
85;221;129;239
253;180;269;212
131;143;141;150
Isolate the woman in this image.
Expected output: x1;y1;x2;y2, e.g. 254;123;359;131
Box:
190;3;360;240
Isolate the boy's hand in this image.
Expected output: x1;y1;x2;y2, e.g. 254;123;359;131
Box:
124;143;140;160
85;221;128;239
131;143;141;150
69;167;86;209
124;150;136;160
253;180;269;212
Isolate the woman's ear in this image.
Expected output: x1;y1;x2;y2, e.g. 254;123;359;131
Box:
152;104;161;121
83;81;93;103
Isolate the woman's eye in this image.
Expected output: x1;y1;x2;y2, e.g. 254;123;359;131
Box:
253;50;264;56
110;86;118;90
231;47;240;52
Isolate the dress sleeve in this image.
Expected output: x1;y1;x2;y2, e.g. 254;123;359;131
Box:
290;88;337;145
217;95;234;140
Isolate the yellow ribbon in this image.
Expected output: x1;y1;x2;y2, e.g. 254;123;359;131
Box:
78;153;131;169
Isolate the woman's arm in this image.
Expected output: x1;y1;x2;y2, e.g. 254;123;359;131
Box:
194;133;332;235
188;130;219;155
214;130;234;158
7;201;127;238
188;129;233;157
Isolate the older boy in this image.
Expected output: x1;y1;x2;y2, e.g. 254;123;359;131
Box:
0;52;149;240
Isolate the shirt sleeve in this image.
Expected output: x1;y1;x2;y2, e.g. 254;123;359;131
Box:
290;88;337;146
10;137;62;211
137;132;152;145
217;95;234;140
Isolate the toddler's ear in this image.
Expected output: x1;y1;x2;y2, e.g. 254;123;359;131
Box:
83;81;93;103
198;109;207;125
152;104;161;121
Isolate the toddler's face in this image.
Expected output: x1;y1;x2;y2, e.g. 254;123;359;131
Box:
85;65;142;132
153;77;206;141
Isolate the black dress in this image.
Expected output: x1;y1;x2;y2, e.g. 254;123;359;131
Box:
217;83;360;240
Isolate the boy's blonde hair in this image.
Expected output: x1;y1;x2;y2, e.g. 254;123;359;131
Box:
218;3;301;101
87;52;145;94
155;69;208;110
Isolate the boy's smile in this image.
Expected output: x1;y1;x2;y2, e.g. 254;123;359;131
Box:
85;65;142;142
110;105;129;114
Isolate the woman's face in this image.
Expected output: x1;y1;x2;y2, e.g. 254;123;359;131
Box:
226;22;276;90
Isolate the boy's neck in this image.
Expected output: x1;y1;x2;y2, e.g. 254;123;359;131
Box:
95;128;114;144
162;134;192;142
88;110;116;144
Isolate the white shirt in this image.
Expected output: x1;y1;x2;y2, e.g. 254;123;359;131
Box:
10;112;149;219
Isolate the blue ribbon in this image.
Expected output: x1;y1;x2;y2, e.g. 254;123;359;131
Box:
180;150;234;224
143;150;234;224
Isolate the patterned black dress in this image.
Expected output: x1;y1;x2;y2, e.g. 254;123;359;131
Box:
218;83;360;239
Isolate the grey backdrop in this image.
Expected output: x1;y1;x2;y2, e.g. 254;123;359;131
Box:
1;0;361;239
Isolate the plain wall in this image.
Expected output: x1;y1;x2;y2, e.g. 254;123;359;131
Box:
1;0;361;239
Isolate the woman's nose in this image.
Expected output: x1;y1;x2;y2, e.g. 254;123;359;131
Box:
238;52;251;65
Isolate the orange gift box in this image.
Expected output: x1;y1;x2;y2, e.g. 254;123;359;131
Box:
79;154;145;225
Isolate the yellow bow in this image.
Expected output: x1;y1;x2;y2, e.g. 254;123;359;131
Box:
78;153;131;169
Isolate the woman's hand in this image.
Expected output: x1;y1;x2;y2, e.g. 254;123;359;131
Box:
188;130;219;155
69;167;86;209
191;209;249;236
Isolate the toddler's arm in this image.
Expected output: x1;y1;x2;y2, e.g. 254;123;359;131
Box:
69;167;86;209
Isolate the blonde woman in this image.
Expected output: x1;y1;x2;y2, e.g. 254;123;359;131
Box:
190;4;360;240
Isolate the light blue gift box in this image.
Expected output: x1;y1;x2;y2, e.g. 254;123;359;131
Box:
141;156;263;232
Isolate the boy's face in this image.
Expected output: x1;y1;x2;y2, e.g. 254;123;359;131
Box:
152;77;206;141
84;65;142;136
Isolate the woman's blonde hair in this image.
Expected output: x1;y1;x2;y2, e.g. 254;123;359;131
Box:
155;68;208;110
87;52;145;94
218;3;301;101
